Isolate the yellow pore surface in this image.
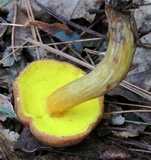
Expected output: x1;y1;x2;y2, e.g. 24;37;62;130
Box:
17;60;103;137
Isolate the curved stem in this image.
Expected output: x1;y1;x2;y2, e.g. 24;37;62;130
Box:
47;6;136;116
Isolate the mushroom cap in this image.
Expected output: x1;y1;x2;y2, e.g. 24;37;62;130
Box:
13;60;104;148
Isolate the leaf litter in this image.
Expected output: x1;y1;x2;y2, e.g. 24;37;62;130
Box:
0;0;151;159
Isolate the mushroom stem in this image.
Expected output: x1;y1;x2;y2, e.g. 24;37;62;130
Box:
47;6;136;116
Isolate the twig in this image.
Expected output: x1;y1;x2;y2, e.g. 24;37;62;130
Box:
0;41;28;64
47;37;102;45
8;37;102;49
67;45;89;64
105;101;151;109
130;12;151;49
11;2;18;61
107;136;151;150
0;23;25;27
129;148;151;154
120;81;151;101
26;0;47;58
105;110;151;115
27;38;94;69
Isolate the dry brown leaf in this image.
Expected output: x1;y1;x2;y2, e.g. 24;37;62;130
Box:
1;0;104;22
113;131;139;138
134;0;151;29
109;32;151;103
125;33;151;90
1;5;32;66
0;123;19;160
14;127;43;152
135;112;151;124
8;6;32;48
0;68;10;89
99;145;132;159
40;0;104;22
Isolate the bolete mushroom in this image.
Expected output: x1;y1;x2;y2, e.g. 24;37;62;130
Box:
13;4;136;148
13;60;104;147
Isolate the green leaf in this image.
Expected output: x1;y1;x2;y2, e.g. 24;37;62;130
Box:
125;120;151;126
0;106;18;120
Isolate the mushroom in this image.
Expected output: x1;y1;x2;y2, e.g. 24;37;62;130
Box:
13;5;136;147
13;60;104;147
